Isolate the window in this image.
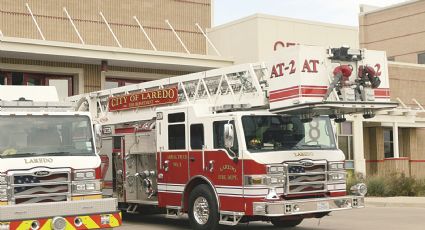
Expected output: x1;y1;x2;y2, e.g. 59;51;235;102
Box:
384;128;394;158
168;112;186;150
0;72;6;85
213;120;238;153
337;122;354;169
168;113;185;123
418;53;425;64
168;124;185;150
0;116;95;158
190;124;204;149
0;71;73;100
105;78;145;89
241;116;336;152
383;128;405;158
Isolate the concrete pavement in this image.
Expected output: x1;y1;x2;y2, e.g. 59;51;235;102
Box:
119;206;425;229
366;196;425;208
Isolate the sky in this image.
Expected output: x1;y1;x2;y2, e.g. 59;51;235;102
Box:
214;0;409;27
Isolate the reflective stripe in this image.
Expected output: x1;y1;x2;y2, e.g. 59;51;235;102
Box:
40;219;52;230
10;212;122;229
81;215;100;229
16;220;34;230
64;218;76;230
109;213;121;227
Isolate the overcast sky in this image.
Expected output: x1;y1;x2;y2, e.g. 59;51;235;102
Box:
214;0;409;26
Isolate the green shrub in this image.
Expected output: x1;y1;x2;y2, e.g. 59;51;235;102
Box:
346;172;425;197
365;175;387;196
385;173;416;196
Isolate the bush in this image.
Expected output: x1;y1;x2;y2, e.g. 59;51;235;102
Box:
346;172;425;197
366;175;387;196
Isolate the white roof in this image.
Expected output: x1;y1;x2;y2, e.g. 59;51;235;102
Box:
0;86;59;101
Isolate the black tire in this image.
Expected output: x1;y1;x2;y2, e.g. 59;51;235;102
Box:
271;218;303;228
188;184;220;230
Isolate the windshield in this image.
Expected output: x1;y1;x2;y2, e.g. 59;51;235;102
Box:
0;115;95;158
242;115;336;152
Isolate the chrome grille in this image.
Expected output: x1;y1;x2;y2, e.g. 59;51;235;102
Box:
10;169;71;205
285;161;327;194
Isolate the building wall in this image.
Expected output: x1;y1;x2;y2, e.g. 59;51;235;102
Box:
0;0;210;54
359;1;425;63
0;57;188;93
208;14;358;64
207;16;260;64
363;62;425;179
388;62;425;111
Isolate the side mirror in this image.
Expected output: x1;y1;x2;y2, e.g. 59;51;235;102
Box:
224;123;234;149
94;124;103;150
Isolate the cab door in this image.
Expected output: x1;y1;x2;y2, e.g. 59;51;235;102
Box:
157;110;189;207
188;123;205;179
205;120;244;212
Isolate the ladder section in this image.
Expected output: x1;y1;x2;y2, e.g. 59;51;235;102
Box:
68;63;268;125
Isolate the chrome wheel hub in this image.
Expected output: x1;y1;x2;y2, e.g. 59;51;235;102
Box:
193;196;210;225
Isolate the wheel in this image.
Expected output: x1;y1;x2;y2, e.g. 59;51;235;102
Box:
271;218;303;228
188;184;219;230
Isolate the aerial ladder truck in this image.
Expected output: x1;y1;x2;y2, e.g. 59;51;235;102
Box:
68;45;397;229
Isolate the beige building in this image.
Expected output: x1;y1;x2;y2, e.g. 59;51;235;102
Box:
360;0;425;63
207;14;359;64
360;0;425;178
209;12;425;179
0;0;232;99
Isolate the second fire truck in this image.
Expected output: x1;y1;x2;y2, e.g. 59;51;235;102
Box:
68;45;397;229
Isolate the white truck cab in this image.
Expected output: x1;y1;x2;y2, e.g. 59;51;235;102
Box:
0;86;121;230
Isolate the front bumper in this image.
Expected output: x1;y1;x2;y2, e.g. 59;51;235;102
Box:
253;195;364;217
0;198;121;229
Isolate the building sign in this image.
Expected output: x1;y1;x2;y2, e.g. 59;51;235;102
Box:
274;41;299;51
108;87;178;111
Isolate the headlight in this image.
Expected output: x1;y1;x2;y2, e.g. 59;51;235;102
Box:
351;183;367;196
329;172;346;181
267;165;284;174
0;174;7;185
245;175;268;186
0;186;8;201
0;188;7;197
73;181;101;193
0;223;9;230
74;170;96;181
329;162;345;171
245;175;285;186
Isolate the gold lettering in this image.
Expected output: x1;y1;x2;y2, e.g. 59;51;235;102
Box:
168;89;175;99
111;98;118;107
163;89;169;98
152;91;157;99
157;90;163;99
130;94;139;102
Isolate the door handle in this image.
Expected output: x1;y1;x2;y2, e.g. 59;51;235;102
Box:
163;160;169;172
190;157;195;162
206;160;215;173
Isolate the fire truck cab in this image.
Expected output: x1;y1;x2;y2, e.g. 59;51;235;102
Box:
0;86;121;230
68;45;397;229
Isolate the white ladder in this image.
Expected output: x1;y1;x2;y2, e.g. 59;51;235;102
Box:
68;63;269;125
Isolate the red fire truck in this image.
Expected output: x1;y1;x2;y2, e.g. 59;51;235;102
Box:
68;45;397;229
